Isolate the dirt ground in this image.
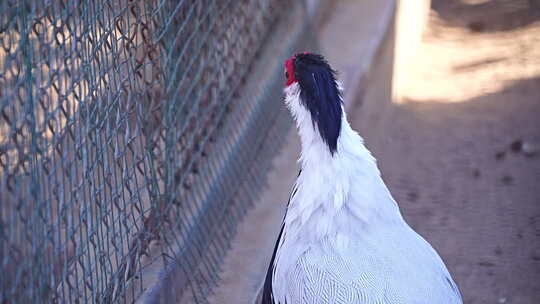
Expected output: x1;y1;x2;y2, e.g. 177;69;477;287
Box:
349;2;540;303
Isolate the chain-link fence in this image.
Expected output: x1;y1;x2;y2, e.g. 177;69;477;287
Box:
0;0;308;303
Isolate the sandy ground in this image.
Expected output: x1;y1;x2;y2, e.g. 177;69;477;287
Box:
349;2;540;303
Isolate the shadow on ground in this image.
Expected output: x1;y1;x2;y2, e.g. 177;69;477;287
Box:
431;0;540;32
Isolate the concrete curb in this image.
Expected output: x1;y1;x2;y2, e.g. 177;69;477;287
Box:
318;0;397;111
305;0;336;29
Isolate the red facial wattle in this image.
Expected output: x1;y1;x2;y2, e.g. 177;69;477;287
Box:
285;52;311;86
285;57;296;86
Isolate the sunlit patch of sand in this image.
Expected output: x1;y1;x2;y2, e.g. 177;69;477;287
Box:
400;14;540;103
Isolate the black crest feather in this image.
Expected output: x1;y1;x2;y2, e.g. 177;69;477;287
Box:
293;53;343;154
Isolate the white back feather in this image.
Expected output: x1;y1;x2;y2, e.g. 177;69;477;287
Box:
271;83;461;304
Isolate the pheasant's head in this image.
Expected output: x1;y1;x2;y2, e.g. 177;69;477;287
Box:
284;53;343;155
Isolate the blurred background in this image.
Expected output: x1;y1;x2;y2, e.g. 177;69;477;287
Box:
0;0;539;303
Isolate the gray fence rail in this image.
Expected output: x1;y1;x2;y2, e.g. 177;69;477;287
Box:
0;0;303;303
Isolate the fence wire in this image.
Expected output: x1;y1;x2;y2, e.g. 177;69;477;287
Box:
0;0;294;302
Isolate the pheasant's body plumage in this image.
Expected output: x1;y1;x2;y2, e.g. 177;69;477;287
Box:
262;53;462;304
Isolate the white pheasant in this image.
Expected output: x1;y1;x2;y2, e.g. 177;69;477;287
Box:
261;53;462;304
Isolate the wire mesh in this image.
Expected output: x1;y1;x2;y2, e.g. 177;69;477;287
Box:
0;0;292;302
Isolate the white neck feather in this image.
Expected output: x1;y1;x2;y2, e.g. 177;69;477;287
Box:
272;83;403;303
272;83;403;304
282;82;401;241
